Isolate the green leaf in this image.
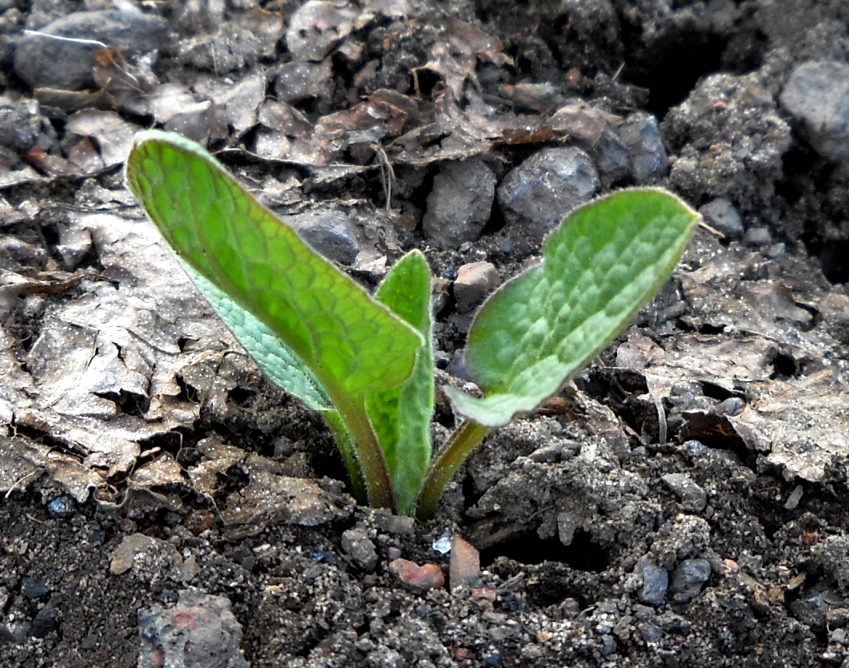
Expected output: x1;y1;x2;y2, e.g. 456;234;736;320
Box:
448;188;699;427
182;262;332;412
365;250;434;516
125;130;422;403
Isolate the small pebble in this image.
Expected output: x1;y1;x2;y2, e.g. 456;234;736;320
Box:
635;558;668;606
699;198;744;239
619;112;668;183
483;650;501;666
638;622;663;643
743;227;772;247
21;578;50;599
286;208;360;265
784;485;804;511
138;590;248;668
716;397;746;417
449;535;481;591
781;60;849;165
661;473;707;512
765;243;786;259
684;440;708;458
454;261;499;313
423;160;497;250
0;621;29;643
498;147;600;232
670;559;711;603
341;527;378;572
388;558;444;593
30;607;59;638
432;531;451;554
591;127;630;185
47;497;74;518
820;293;849;344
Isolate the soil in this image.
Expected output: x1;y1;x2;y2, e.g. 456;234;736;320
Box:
1;0;849;666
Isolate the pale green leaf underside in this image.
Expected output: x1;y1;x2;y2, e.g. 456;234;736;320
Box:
182;262;332;412
365;250;434;516
126;130;421;401
448;188;699;427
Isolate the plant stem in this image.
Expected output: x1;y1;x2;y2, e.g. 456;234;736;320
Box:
323;411;367;504
416;418;491;520
332;393;396;511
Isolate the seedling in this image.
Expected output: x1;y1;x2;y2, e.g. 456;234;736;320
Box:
126;131;699;519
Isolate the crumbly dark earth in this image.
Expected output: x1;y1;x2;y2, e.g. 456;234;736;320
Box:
2;0;849;666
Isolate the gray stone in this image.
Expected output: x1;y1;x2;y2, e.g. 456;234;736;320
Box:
285;208;360;265
423;160;497;250
497;147;599;232
619;112;668;183
138;589;248;668
765;243;786;260
14;10;170;91
821;292;849;344
699;198;744;240
591;127;630;186
781;61;849;165
0;100;42;153
638;623;663;643
743;227;772;247
341;527;378;572
669;559;711;603
635;558;668;606
661;473;707;512
454;261;499;314
30;607;59;638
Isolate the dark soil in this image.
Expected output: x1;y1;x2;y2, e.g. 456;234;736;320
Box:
2;1;849;666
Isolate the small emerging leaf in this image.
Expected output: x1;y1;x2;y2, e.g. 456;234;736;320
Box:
366;250;434;516
448;188;699;427
126;131;422;404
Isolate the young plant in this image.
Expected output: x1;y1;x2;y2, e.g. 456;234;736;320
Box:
125;131;699;519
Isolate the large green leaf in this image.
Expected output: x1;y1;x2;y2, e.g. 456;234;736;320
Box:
365;250;434;516
183;263;332;411
448;188;699;427
126;130;422;403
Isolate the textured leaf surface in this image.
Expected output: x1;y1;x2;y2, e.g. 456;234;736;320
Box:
183;263;331;411
448;188;699;427
365;250;434;516
126;130;421;401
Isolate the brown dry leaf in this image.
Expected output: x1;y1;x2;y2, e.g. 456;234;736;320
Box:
616;237;849;484
545;103;619;146
0;162;45;188
254;99;315;162
0;436;102;502
220;454;349;538
3;209;263;499
286;0;355;62
34;86;117;114
188;436;247;497
92;46;157;95
128;452;185;492
194;71;265;137
65;110;137;171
